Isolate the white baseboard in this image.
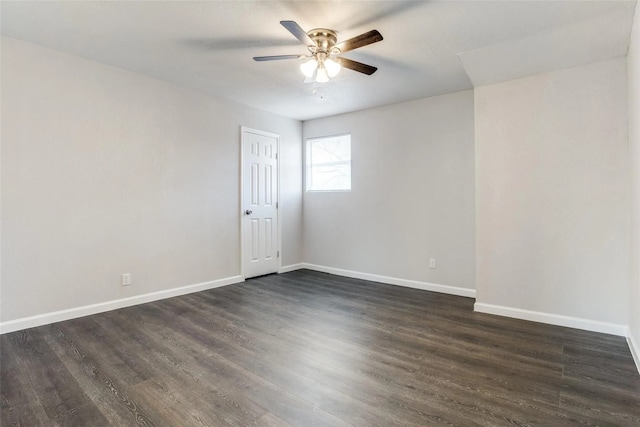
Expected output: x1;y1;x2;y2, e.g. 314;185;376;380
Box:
628;333;640;375
279;263;304;273
301;263;476;298
474;302;628;337
0;275;244;335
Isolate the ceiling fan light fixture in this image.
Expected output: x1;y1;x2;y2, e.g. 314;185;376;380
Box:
255;21;382;82
300;58;318;78
324;58;341;78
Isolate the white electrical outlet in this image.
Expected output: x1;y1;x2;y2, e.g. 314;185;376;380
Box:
429;258;436;269
122;273;132;286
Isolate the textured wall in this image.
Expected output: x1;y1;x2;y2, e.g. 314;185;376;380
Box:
302;91;476;291
475;58;629;326
1;36;302;322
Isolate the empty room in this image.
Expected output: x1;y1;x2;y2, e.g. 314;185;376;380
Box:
2;1;640;425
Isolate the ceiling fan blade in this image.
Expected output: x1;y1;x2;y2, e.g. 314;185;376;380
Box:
253;55;303;62
280;20;315;47
335;30;383;53
339;58;378;75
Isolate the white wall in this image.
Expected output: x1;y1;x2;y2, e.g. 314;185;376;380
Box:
302;91;476;293
475;58;629;332
628;3;640;367
0;36;302;325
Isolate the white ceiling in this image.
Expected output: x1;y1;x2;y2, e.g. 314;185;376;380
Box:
1;1;636;121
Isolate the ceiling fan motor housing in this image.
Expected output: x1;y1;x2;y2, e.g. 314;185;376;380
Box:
307;29;339;55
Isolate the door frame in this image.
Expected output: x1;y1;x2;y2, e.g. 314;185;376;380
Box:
240;126;282;280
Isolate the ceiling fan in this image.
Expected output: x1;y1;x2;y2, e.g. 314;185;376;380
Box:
253;21;383;83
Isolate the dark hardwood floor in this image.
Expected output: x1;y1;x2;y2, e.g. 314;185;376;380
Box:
1;269;639;426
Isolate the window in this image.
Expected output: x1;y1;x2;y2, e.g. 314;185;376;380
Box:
306;134;351;192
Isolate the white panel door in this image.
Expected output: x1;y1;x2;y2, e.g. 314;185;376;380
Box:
242;127;279;278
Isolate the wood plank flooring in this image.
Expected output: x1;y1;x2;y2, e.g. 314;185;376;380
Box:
2;269;639;426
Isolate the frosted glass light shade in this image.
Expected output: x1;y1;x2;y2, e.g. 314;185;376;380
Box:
300;59;317;78
315;64;329;83
324;58;341;78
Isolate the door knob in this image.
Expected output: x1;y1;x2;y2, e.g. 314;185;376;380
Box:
245;210;253;215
